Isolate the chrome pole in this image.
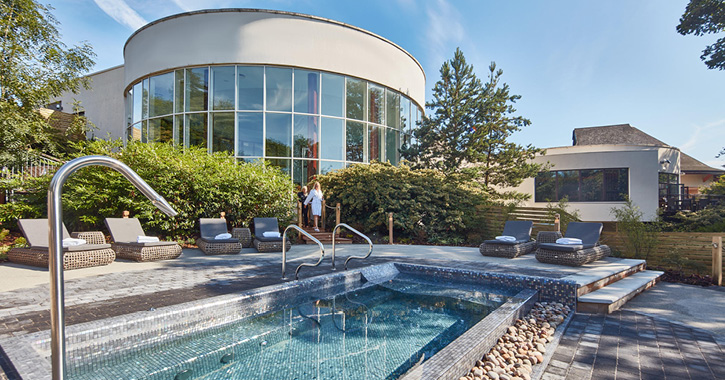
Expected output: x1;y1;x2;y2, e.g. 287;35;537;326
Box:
48;155;177;380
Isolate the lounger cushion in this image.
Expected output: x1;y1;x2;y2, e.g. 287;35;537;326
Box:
18;219;71;247
564;222;603;246
483;239;530;245
199;237;239;244
538;242;596;252
104;218;147;243
115;241;179;247
33;243;113;252
253;217;280;234
254;235;284;242
199;218;229;239
501;221;534;242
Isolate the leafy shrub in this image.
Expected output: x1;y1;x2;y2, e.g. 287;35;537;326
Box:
610;197;659;260
545;197;581;234
316;161;488;244
660;206;725;232
0;140;294;239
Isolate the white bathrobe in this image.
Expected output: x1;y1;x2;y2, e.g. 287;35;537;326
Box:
304;189;324;216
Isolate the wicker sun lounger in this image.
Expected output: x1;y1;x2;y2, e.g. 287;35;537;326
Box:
253;217;291;253
7;219;115;270
535;222;611;266
104;218;182;262
479;220;538;258
196;218;242;255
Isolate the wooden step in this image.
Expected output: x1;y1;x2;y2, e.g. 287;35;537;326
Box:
562;259;647;297
300;232;352;244
577;270;664;314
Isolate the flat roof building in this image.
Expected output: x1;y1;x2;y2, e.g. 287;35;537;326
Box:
55;9;426;186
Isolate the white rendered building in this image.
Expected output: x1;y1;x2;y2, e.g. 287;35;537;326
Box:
55;9;426;186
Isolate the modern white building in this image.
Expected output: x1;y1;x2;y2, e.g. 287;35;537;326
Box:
54;9;426;186
511;124;724;222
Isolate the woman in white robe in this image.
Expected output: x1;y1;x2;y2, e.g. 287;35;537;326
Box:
304;182;324;232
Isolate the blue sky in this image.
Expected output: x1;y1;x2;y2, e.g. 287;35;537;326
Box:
48;0;725;167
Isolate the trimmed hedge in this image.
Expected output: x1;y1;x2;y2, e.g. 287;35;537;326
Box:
316;161;489;245
0;140;294;239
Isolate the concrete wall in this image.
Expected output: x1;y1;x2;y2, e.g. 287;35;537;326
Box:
123;9;426;109
54;65;126;141
510;145;680;222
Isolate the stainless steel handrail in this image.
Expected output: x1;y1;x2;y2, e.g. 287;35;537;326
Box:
332;223;373;270
282;224;325;280
48;155;177;380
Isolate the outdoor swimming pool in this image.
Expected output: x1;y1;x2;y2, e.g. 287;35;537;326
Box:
1;263;577;380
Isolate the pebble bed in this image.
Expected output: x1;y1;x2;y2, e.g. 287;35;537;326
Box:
460;302;572;380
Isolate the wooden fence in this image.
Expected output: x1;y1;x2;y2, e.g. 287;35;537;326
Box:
474;206;562;242
601;231;724;275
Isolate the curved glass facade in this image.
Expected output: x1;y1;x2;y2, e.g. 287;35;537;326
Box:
125;65;422;186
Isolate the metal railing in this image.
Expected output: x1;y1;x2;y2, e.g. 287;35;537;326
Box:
282;224;325;280
47;155;177;380
332;223;373;270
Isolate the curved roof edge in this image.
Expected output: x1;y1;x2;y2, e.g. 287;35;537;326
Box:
123;8;425;80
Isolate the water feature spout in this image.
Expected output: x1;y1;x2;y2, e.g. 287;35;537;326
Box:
48;155;177;380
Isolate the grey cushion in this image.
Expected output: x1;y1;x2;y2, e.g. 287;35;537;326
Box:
564;222;603;245
501;221;534;242
538;242;596;252
18;219;70;247
253;217;280;235
199;218;229;239
254;236;285;242
115;241;178;247
483;239;529;245
199;237;239;244
104;218;147;243
33;243;113;252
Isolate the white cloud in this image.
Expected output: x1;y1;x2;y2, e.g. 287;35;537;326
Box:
424;0;465;68
93;0;148;31
680;118;725;151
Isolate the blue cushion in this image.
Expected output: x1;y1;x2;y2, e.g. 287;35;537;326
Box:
483;239;529;245
501;221;534;241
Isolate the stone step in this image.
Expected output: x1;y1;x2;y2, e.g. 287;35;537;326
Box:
561;259;647;297
577;270;664;314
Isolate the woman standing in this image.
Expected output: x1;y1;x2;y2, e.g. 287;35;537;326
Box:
304;182;324;232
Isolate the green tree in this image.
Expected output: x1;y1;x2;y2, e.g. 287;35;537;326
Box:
610;197;659;261
677;0;725;70
0;0;95;167
400;48;543;196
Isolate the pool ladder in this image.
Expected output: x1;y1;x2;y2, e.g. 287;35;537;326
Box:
281;223;373;280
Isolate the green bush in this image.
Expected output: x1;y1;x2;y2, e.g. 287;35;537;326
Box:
316;161;488;245
610;197;659;260
660;206;725;232
0;140;294;239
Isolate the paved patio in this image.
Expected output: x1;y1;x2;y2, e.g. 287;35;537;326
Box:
0;244;723;379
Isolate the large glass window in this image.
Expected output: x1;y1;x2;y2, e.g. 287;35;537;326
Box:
320;160;344;174
293;160;318;187
385;128;398;164
266;67;292;112
211;112;234;153
174;70;184;113
368;125;382;162
321;73;344;117
346;121;364;162
186;68;208;112
211;66;235;110
132;82;143;123
237;66;263;111
385;90;400;129
294;115;319;158
320;117;344;161
534;169;629;202
147;116;173;143
369;84;384;125
267;159;291;176
346;78;366;121
400;97;410;132
186;113;207;148
149;73;173;117
174;115;183;146
294;70;319;114
237;112;263;157
266;113;292;157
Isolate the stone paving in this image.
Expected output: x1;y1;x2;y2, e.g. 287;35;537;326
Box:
0;246;723;380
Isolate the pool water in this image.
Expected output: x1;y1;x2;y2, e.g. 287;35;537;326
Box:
67;277;512;380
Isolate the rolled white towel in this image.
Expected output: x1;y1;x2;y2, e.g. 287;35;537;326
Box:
214;233;232;240
495;235;517;242
137;236;160;243
62;238;86;247
262;231;281;238
556;238;583;245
